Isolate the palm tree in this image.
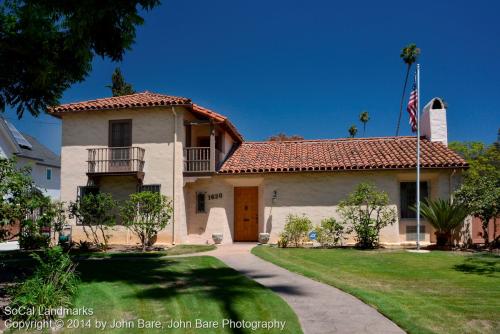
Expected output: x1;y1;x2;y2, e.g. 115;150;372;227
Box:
414;198;469;247
348;125;358;138
395;44;420;136
359;111;370;136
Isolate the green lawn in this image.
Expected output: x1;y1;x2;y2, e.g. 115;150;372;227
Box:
252;246;500;334
64;256;301;334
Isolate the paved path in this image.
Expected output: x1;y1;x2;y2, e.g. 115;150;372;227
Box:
0;241;19;251
195;243;404;334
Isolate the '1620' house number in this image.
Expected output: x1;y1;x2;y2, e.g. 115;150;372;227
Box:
208;193;223;200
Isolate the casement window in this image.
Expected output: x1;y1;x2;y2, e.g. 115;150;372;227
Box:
46;168;52;181
406;225;426;241
400;182;429;219
138;184;161;193
196;192;206;213
77;186;99;200
109;119;132;147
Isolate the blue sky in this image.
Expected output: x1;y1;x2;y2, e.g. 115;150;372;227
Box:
3;0;499;154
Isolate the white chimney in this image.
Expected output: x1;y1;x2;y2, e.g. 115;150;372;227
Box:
420;97;448;146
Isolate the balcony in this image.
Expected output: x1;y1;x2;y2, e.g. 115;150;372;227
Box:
87;147;145;180
184;147;222;175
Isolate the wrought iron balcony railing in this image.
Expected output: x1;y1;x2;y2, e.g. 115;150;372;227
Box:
87;147;145;175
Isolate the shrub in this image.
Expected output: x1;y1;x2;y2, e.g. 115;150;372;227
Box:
9;246;79;321
314;217;344;247
0;158;36;241
69;192;117;250
19;194;62;250
338;182;396;249
121;191;173;251
455;175;499;247
282;214;312;247
277;233;289;248
415;198;469;247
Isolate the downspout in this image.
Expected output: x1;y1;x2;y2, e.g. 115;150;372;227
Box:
449;168;457;201
171;106;177;245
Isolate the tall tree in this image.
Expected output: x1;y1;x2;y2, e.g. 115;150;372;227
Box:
359;111;370;136
451;136;500;246
268;133;304;141
395;44;420;136
348;125;358;138
107;68;135;97
0;0;160;118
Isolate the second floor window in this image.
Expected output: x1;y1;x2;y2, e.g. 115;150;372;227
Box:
109;119;132;147
400;182;429;219
46;168;52;180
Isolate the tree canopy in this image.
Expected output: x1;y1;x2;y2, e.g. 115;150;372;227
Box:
107;68;135;97
451;135;500;245
449;140;500;181
0;0;160;118
267;133;304;141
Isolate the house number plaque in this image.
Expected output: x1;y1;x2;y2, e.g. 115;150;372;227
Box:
208;193;223;200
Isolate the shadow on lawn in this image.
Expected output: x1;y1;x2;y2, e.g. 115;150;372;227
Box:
77;256;289;334
453;255;500;276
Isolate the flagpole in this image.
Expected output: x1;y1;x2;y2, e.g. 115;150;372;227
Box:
416;63;421;251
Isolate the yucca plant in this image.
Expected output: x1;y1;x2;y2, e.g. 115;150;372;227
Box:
413;199;469;246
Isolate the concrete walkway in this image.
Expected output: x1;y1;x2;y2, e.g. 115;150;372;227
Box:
0;241;19;251
197;243;404;334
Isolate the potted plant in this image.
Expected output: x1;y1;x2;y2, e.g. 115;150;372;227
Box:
212;233;223;244
259;233;270;244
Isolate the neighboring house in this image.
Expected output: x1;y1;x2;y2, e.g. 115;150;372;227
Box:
0;117;61;199
48;92;467;246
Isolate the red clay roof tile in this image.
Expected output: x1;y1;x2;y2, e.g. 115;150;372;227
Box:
219;137;468;174
48;92;243;142
48;92;191;113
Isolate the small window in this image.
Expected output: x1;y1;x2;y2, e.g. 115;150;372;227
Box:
138;184;161;193
196;192;206;213
406;225;426;241
400;182;429;218
78;186;99;200
46;168;52;181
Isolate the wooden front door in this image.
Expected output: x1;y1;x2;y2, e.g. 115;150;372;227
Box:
234;187;259;241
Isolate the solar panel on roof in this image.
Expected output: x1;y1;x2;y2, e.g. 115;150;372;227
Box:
4;120;33;149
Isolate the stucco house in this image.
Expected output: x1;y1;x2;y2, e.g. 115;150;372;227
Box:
48;92;467;246
0;116;61;199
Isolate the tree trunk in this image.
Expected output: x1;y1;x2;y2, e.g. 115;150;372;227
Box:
435;231;449;247
482;219;490;247
396;64;411;136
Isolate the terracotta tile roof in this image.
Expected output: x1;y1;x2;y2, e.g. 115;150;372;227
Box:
48;92;191;113
219;137;468;174
48;92;243;142
192;104;243;142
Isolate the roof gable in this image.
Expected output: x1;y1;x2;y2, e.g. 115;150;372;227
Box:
48;92;243;142
0;117;60;167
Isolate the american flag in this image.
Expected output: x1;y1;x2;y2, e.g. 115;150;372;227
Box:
407;84;418;132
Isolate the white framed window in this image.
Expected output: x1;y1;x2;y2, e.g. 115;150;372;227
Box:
46;168;52;181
